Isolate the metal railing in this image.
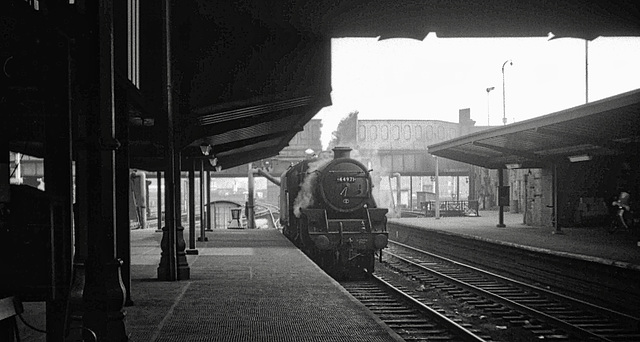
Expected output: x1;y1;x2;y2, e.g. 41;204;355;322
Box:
420;200;479;217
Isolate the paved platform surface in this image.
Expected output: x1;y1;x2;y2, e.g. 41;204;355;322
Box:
16;210;639;341
125;228;401;342
390;210;640;270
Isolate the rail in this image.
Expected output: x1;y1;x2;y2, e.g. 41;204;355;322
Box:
385;240;640;342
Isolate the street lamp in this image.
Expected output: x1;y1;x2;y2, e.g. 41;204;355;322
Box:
502;59;513;125
548;32;589;104
486;86;495;126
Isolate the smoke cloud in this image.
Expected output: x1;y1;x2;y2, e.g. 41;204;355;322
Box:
293;156;331;218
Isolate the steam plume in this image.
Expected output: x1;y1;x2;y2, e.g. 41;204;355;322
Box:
293;156;331;218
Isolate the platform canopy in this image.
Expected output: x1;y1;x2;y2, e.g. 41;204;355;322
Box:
5;0;640;171
428;89;640;169
152;0;640;171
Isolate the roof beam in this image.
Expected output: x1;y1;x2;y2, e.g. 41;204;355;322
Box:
471;141;542;162
534;127;625;152
189;130;297;158
430;148;497;169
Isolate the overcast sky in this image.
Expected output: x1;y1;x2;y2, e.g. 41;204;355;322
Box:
314;35;640;148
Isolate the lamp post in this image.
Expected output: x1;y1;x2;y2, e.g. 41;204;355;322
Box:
486;86;495;126
502;60;513;125
547;33;589;104
585;40;589;103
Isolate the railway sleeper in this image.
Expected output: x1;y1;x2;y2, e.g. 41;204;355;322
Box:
607;333;640;340
384;318;435;324
357;298;398;303
483;307;515;315
387;323;439;329
471;303;502;309
372;309;418;315
501;315;528;321
511;299;557;305
507;319;534;326
561;317;611;323
369;306;410;311
530;329;569;337
400;331;454;338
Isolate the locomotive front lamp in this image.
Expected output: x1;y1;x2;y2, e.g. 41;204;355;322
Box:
209;157;218;167
305;148;316;158
199;143;212;156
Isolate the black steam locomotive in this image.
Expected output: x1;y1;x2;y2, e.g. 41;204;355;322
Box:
280;147;388;279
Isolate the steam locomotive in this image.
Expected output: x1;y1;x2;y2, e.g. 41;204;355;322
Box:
280;147;388;279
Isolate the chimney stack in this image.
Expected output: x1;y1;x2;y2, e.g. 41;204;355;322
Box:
332;147;352;159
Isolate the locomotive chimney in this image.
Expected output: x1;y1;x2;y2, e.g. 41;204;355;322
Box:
332;146;352;159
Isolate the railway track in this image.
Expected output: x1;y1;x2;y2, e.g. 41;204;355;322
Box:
341;275;490;341
382;240;640;342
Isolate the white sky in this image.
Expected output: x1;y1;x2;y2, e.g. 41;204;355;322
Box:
314;35;640;148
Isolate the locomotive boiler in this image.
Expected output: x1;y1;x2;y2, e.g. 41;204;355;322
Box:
280;147;388;279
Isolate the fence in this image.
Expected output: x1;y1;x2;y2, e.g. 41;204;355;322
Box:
420;200;479;217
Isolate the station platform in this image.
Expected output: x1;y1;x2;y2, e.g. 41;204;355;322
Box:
124;228;402;342
389;210;640;271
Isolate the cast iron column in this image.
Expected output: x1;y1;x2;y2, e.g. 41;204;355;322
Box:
247;163;255;229
198;160;208;239
0;126;9;341
155;172;162;232
551;163;563;234
497;168;506;227
186;160;198;254
435;157;440;219
43;31;73;341
157;0;189;280
115;87;133;307
66;33;89;340
80;0;128;339
206;170;212;231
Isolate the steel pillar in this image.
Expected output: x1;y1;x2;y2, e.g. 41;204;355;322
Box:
156;172;163;232
497;168;506;227
206;171;212;231
198;160;208;239
67;34;89;340
0;137;9;340
158;149;190;280
43;31;74;341
551;163;563;234
115;86;133;307
73;1;128;340
157;0;189;280
186;161;198;254
247;163;255;229
435;157;440;219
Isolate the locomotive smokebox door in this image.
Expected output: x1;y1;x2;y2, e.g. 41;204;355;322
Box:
320;157;371;213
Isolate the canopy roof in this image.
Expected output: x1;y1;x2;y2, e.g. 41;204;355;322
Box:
5;0;640;171
428;89;640;169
